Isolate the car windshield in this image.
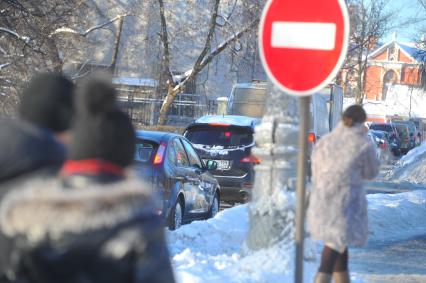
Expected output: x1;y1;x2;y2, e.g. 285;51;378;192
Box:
186;126;253;147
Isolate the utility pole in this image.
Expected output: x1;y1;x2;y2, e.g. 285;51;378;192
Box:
244;82;299;251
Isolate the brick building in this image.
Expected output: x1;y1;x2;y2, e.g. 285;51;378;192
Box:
365;38;425;101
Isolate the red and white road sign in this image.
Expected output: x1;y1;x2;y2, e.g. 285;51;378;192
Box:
259;0;349;96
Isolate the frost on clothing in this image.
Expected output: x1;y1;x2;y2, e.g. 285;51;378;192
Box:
307;122;380;251
0;178;175;283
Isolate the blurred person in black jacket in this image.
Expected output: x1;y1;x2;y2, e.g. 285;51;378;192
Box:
0;73;74;188
0;78;175;283
0;73;74;276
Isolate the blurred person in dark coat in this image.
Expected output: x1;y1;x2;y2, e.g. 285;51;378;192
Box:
0;73;74;276
0;73;74;189
0;78;175;283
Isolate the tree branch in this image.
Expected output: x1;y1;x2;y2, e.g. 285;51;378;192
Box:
49;14;129;38
198;18;259;71
418;0;426;10
0;27;31;44
0;63;11;70
192;0;221;70
173;18;259;93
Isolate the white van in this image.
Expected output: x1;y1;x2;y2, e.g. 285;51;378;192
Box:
227;82;344;140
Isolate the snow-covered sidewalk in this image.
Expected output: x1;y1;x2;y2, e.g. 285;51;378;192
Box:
167;190;426;283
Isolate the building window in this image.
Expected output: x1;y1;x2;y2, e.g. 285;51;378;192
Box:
382;70;397;100
388;46;398;61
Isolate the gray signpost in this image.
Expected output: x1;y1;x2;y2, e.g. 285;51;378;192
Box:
258;0;349;282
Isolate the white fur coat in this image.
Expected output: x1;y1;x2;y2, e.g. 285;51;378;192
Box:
307;122;380;249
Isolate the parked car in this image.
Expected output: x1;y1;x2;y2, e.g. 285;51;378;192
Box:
184;115;260;204
135;131;221;230
393;120;418;149
409;118;425;144
367;131;381;159
369;130;393;164
393;123;411;154
368;123;401;155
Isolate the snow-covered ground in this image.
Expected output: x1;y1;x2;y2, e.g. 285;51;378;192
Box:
386;141;426;185
167;190;426;283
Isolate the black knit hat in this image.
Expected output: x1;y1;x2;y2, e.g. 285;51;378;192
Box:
19;73;74;133
69;78;135;168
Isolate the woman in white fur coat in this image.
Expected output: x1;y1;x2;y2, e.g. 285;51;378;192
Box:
308;105;380;283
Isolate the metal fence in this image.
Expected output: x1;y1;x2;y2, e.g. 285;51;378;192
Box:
117;94;218;126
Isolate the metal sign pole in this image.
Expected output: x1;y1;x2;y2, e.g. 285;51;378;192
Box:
295;96;310;283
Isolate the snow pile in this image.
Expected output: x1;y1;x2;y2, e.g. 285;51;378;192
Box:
167;204;317;283
167;190;426;283
385;141;426;184
367;190;426;243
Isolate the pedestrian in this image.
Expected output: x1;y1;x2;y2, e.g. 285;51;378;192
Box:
0;73;74;188
308;105;380;283
0;73;74;276
0;78;175;283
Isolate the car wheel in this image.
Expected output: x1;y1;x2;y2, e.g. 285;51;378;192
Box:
208;192;220;219
169;199;183;230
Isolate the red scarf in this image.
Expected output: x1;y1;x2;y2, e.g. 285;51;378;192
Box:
61;159;124;177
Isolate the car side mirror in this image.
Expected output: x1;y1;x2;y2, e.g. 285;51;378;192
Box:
205;160;218;171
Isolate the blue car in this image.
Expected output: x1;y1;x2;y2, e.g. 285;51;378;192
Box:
135;131;220;230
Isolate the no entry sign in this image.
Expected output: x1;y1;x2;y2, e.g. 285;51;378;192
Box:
259;0;349;96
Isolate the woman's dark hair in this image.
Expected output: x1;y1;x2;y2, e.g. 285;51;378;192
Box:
69;78;135;168
342;105;367;127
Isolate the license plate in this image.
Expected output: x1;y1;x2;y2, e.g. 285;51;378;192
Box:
204;159;230;170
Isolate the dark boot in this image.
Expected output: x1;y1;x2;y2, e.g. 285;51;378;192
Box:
333;271;350;283
314;272;332;283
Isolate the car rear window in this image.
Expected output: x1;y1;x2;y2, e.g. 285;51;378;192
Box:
185;126;253;147
135;141;157;163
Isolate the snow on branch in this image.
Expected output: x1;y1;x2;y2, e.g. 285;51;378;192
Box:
0;27;31;44
49;14;129;38
0;63;10;70
0;46;7;55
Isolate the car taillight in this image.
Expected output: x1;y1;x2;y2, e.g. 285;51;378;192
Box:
240;155;261;164
308;133;316;143
208;123;230;127
153;142;167;165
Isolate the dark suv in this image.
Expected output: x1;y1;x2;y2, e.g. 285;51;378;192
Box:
368;123;401;155
184;115;260;203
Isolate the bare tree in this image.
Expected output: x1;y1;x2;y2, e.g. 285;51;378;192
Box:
343;0;394;104
0;0;128;115
0;0;91;115
156;0;260;125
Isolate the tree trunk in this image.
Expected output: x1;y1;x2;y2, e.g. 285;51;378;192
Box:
355;71;364;104
45;38;63;72
158;84;180;125
110;16;124;75
243;82;299;252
